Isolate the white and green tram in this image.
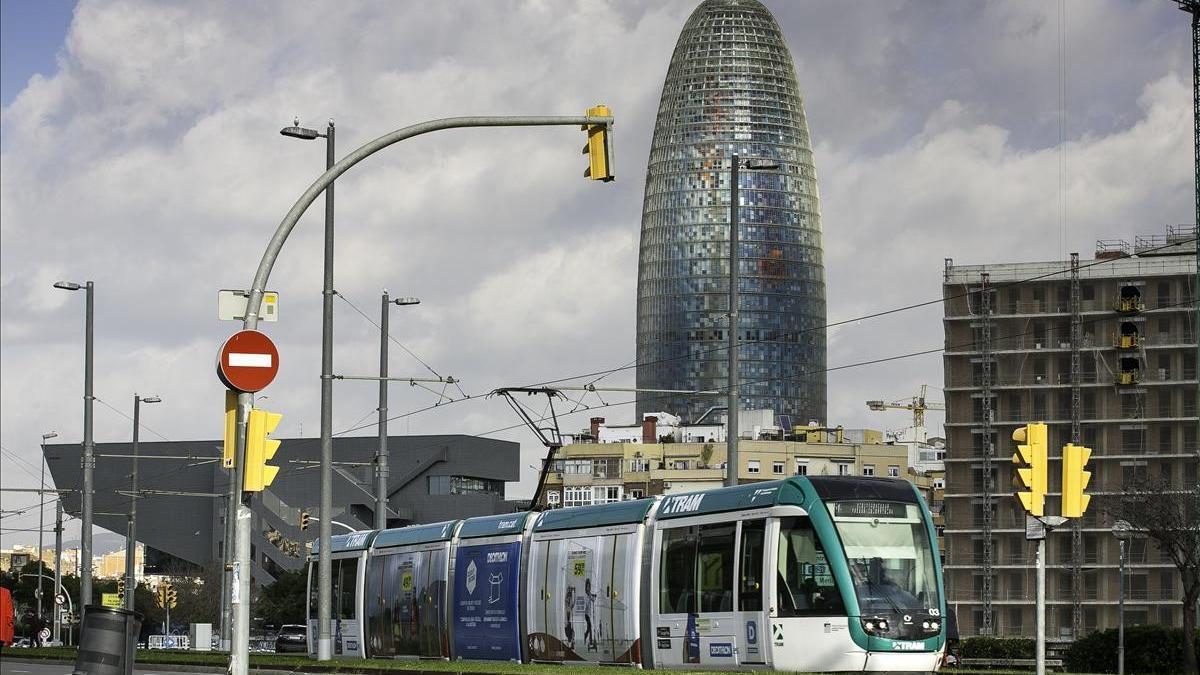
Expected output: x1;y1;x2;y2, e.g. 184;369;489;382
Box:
307;475;946;671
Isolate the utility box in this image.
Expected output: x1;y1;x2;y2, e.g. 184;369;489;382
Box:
189;623;212;651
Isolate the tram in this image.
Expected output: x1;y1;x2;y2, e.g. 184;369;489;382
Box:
306;476;946;671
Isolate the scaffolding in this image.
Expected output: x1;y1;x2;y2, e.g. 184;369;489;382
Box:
979;272;995;635
1069;253;1083;638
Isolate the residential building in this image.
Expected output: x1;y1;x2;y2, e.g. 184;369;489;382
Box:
635;0;827;425
941;225;1197;639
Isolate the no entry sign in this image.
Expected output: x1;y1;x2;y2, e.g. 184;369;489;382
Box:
217;330;280;393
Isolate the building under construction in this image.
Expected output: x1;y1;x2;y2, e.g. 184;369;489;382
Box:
941;224;1197;639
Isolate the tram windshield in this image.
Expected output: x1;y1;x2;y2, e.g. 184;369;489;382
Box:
828;501;940;615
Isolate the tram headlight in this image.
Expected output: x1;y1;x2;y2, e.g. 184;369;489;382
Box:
864;621;875;632
931;621;940;632
922;621;930;630
862;618;890;634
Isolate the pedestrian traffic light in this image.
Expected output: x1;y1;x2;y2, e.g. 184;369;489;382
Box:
1061;443;1092;518
1011;422;1048;516
300;510;311;531
223;390;237;469
243;408;283;492
582;104;614;182
117;578;125;600
165;584;178;609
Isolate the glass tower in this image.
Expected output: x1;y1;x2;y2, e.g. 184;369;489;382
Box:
635;0;827;425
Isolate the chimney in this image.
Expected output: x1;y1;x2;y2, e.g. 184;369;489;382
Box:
642;415;658;444
590;417;605;440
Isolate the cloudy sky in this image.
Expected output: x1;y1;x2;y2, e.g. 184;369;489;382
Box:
1;0;1193;548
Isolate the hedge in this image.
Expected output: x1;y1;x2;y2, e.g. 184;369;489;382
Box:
960;636;1037;660
1064;625;1200;674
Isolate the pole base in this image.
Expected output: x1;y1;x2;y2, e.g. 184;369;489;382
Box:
317;637;332;661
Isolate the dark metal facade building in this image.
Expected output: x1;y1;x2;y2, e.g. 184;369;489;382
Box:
636;0;827;425
45;434;519;582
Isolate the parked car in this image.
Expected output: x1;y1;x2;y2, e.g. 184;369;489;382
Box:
274;624;307;653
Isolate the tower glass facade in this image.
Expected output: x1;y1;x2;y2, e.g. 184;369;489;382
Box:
636;0;827;424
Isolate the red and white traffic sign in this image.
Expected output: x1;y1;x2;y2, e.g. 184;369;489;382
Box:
216;330;279;393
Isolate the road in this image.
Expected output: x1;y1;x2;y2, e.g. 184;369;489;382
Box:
1;660;217;675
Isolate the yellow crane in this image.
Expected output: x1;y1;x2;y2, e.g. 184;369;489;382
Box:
866;384;945;441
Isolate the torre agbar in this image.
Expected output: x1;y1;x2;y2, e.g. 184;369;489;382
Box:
635;0;827;425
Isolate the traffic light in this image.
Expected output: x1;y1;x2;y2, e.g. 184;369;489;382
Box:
165;584;178;609
582;104;614;182
117;578;126;600
1012;423;1048;516
156;585;167;608
300;510;311;531
243;408;283;492
1061;443;1093;518
223;390;237;469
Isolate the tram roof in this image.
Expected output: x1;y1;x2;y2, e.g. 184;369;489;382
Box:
310;530;376;554
532;498;655;532
372;520;458;549
655;479;806;519
457;511;533;539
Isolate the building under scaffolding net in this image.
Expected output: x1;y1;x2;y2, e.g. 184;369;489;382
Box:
940;225;1197;641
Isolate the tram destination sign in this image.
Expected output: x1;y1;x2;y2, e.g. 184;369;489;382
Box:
833;501;907;519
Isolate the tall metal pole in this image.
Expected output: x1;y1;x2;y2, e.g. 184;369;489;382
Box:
229;390;252;675
220;452;236;650
124;395;141;611
81;281;95;615
317;119;336;661
1036;538;1046;675
376;291;390;531
726;154;740;488
37;445;46;624
1118;539;1126;675
53;500;62;645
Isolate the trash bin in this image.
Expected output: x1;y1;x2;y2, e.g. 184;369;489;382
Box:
72;605;142;675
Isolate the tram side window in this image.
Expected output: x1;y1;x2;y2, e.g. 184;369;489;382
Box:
699;524;735;612
739;520;765;611
777;517;844;616
333;558;358;619
660;527;698;613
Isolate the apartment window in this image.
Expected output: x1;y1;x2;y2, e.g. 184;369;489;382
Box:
772;461;785;475
747;460;761;474
888;465;900;478
629;459;650;472
593;485;622;504
794;459;808;476
546;491;560;506
593;458;621;479
836;462;851;476
564;486;591;507
629;489;645;500
564;459;592;475
862;464;875;477
933;479;945;490
672;460;690;470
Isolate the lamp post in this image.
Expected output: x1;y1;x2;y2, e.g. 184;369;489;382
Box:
53;280;94;614
125;395;161;611
377;292;420;531
280;117;336;660
1113;519;1132;675
726;154;780;487
37;432;57;627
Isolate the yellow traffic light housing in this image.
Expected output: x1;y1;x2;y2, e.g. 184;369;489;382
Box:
166;584;178;609
582;105;614;182
156;585;167;608
117;579;126;600
300;510;311;531
244;408;283;492
1012;422;1048;516
222;391;237;469
1061;443;1092;518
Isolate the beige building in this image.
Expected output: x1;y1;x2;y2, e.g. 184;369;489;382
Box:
539;420;935;510
94;544;145;580
0;545;78;575
941;225;1197;640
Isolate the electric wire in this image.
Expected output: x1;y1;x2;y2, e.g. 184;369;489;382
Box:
334;290;444;379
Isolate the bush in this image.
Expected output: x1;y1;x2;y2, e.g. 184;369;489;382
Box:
1065;625;1200;674
960;636;1036;660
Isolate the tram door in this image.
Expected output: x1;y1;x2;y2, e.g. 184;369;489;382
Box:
735;520;768;665
653;521;741;669
528;531;639;664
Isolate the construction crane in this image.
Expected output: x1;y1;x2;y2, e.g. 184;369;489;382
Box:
1175;1;1200;392
866;384;945;442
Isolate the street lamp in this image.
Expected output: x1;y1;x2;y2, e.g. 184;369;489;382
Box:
1113;519;1133;675
726;154;781;488
376;292;420;530
54;279;94;616
280;116;337;661
37;431;57;628
125;394;161;611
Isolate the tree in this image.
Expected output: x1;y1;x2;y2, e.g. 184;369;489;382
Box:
254;570;306;628
1108;476;1200;675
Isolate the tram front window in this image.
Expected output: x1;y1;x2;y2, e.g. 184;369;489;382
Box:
828;501;941;626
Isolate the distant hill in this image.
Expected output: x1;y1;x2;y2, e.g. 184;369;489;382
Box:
61;532;126;555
